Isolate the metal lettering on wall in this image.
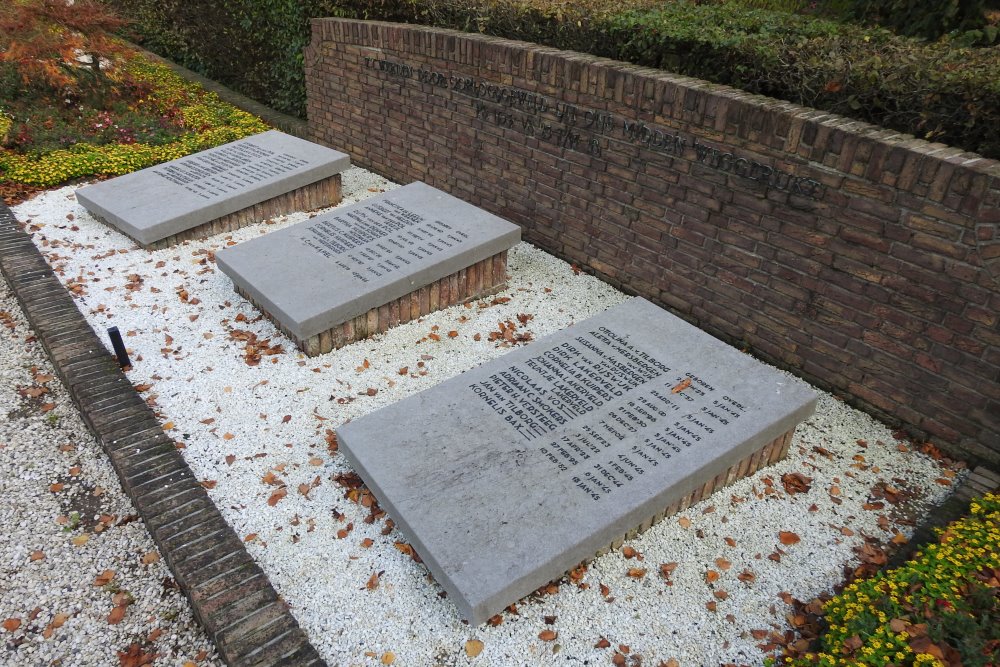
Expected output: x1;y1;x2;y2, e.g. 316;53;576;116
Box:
362;56;826;200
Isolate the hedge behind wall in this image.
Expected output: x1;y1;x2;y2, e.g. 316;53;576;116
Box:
110;0;1000;160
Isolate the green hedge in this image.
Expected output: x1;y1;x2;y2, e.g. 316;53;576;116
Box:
849;0;988;40
109;0;1000;160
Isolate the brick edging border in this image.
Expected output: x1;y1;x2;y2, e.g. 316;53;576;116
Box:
0;202;326;667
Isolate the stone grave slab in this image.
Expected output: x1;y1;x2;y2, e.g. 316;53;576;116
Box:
216;182;521;355
336;298;817;624
75;130;350;248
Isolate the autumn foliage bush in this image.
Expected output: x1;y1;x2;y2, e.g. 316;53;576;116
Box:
780;493;1000;667
110;0;1000;159
0;1;268;196
0;0;129;104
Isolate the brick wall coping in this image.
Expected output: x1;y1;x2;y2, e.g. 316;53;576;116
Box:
311;18;1000;181
0;202;326;667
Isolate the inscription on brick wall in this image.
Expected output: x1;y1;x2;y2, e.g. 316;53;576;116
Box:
363;56;825;200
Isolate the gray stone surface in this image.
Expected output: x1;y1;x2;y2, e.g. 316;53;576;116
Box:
215;182;521;340
75;130;349;245
336;298;817;624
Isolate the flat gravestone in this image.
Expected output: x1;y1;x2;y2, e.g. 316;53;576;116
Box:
76;130;350;248
337;298;817;624
216;182;521;355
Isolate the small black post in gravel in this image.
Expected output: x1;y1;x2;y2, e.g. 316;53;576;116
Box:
107;326;131;368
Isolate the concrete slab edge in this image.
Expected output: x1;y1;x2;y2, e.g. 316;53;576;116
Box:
0;202;327;667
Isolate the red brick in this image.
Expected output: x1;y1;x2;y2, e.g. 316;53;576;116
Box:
309;18;1000;465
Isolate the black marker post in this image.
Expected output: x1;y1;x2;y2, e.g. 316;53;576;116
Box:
107;326;131;369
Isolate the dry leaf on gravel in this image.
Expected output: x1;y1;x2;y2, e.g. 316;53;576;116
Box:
107;604;127;625
93;569;115;586
779;531;801;545
465;639;484;657
267;487;288;506
781;472;812;494
117;642;157;667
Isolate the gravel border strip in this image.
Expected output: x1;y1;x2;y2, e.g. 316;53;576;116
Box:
0;201;326;667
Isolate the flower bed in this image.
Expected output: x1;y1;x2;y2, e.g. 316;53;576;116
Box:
783;493;1000;667
0;56;267;189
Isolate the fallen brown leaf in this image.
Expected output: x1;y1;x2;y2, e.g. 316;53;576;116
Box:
659;563;678;578
93;570;115;586
267;487;288;506
107;605;127;625
117;642;158;667
671;378;692;394
778;531;801;546
781;472;813;495
465;639;484;657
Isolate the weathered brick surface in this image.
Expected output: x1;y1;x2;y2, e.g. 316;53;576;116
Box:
0;204;325;666
306;19;1000;465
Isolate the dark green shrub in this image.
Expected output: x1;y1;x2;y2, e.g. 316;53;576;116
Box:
108;0;310;116
848;0;988;40
605;4;1000;156
107;0;1000;160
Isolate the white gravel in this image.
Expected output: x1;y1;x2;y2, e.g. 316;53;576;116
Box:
6;166;960;666
0;261;221;665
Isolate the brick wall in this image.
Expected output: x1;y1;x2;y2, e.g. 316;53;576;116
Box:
305;19;1000;466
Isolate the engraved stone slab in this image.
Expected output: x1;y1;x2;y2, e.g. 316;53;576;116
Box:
75;130;350;246
216;182;521;341
336;298;817;624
